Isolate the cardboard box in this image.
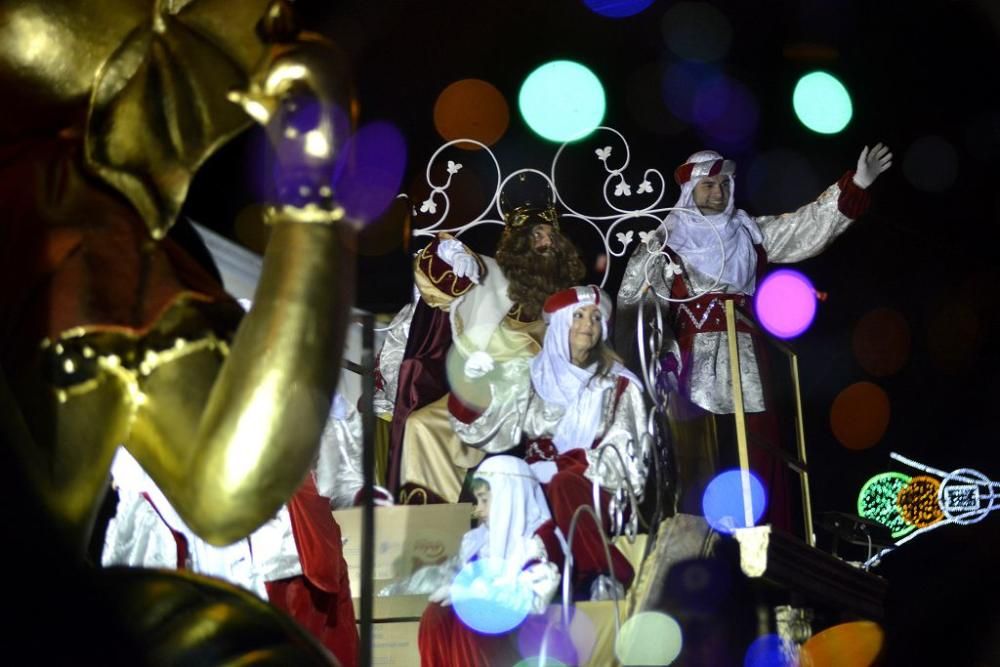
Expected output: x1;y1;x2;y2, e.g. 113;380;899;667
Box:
334;503;473;607
366;620;420;667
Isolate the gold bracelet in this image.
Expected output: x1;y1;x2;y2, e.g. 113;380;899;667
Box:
262;202;346;225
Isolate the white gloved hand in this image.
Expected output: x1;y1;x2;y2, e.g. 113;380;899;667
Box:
463;350;495;379
529;460;558;484
428;584;452;607
437;238;480;284
451;252;481;284
852;143;893;189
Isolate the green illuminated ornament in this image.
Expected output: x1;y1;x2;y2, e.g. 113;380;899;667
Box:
857;472;916;538
518;61;606;143
793;71;853;134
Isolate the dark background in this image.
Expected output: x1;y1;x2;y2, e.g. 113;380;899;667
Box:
185;1;1000;663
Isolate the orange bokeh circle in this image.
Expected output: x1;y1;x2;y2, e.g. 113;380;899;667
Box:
852;307;911;377
829;381;890;450
433;79;509;149
801;621;884;667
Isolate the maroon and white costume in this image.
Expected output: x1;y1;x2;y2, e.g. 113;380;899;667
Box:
450;286;648;592
616;149;877;524
418;455;565;667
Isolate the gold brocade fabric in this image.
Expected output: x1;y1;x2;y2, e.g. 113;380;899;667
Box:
401;394;486;503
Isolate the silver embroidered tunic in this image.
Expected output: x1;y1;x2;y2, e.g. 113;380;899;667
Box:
617;178;856;414
450;359;649;498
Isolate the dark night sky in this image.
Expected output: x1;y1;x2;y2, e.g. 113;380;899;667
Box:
185;1;1000;663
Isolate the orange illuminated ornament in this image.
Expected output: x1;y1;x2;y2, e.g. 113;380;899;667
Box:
830;382;890;450
434;79;510;149
896;475;944;528
800;621;884;667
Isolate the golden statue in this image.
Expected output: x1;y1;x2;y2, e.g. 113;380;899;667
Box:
0;0;357;662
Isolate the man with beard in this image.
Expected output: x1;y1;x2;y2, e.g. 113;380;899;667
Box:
384;205;585;503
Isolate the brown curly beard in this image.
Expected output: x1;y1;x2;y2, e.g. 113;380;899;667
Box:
495;223;585;321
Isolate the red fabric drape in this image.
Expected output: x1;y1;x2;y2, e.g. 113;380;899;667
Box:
544;469;635;590
387;299;453;493
418;602;521;667
265;569;358;667
286;476;345;593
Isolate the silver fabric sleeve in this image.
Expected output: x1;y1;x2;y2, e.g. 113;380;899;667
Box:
373;301;415;417
450;357;533;454
757;180;853;263
583;380;650;498
315;399;365;509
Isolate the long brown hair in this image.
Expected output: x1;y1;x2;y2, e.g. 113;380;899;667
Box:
495;221;585;321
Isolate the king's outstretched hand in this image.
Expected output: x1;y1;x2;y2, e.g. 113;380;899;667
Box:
853;143;893;189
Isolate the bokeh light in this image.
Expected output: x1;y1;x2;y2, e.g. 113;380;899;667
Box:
582;0;655;18
800;621;884;667
702;469;767;534
662;2;733;63
335;121;407;223
792;71;852;134
829;381;890;450
857;472;915;538
852;307;911;377
451;557;534;635
754;269;818;339
692;74;760;151
517;605;596;666
519;61;606;143
897;475;944;528
746;149;820;215
615;612;683;666
663;557;734;614
902;135;959;193
513;659;568;667
744;634;798;667
433;79;510;149
661;61;719;124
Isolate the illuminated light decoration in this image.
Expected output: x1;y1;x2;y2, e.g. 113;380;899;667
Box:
614;612;683;666
743;634;798;667
702;469;767;535
829;382;891;451
852;307;911;377
800;621;884;667
519;61;606;143
662;2;733;63
792;71;853;134
517;605;596;666
862;454;999;569
583;0;655;19
433;79;510;149
902;135;959;193
857;472;915;538
451;557;534;635
753;269;817;339
334;121;408;223
896;475;943;528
